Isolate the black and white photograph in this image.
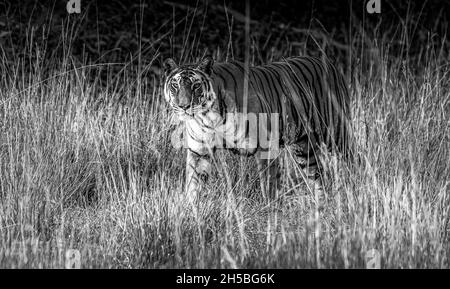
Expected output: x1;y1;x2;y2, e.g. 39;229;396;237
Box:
0;0;449;273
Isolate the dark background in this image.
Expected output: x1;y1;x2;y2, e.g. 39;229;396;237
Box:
1;0;448;65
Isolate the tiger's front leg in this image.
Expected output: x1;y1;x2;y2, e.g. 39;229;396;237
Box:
185;149;212;202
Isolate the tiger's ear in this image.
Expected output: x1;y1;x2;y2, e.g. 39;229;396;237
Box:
197;55;214;75
164;58;178;75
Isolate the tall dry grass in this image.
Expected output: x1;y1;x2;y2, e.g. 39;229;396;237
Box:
0;9;449;268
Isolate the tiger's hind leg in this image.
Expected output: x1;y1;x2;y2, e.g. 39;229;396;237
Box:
286;142;326;208
255;151;281;201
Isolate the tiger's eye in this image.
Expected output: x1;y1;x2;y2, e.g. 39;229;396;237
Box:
192;82;201;90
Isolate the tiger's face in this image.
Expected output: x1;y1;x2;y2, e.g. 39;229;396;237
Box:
163;56;215;116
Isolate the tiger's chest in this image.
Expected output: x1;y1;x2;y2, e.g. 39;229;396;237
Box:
184;111;258;156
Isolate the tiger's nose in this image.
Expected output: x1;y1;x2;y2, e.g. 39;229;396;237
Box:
178;97;190;109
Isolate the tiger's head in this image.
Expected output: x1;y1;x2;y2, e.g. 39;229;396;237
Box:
163;56;216;116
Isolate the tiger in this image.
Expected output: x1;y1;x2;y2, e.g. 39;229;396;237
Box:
163;55;352;202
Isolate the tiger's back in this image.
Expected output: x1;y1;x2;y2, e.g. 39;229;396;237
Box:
210;56;351;157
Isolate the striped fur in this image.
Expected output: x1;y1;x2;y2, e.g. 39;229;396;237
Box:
163;56;351;201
